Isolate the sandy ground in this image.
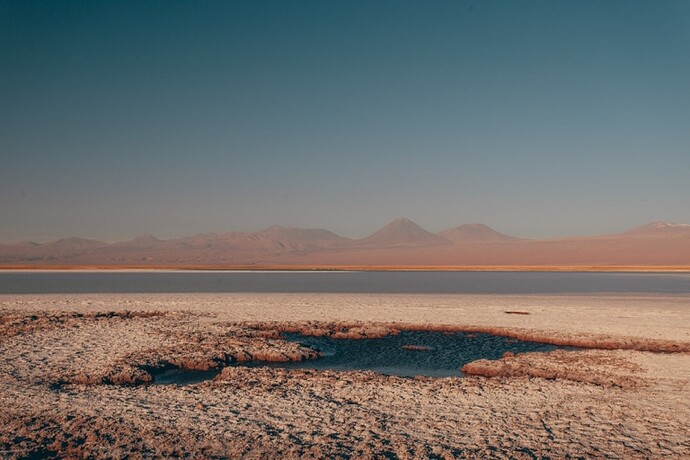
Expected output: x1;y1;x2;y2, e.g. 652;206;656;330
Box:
1;293;689;458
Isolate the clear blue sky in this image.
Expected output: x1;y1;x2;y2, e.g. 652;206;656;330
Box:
2;1;689;242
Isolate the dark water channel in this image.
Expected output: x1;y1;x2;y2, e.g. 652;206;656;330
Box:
152;331;569;385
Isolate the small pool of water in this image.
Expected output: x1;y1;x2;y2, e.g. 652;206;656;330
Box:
152;368;222;385
152;331;569;385
250;331;563;378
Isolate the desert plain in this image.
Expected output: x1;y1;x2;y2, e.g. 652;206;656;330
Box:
1;291;689;458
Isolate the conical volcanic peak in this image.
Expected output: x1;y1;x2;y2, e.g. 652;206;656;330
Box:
438;224;519;242
625;222;690;236
358;218;448;247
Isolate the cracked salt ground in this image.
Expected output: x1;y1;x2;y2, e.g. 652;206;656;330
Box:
2;293;690;458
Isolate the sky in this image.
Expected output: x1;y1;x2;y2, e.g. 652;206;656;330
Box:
2;0;690;242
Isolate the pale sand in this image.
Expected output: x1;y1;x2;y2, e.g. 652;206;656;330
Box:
1;293;689;458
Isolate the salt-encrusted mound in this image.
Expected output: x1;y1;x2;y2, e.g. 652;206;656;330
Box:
461;349;644;388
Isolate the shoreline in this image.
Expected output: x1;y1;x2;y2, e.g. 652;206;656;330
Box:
2;264;690;272
4;291;690;341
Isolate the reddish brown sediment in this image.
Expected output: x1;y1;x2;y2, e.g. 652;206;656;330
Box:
401;344;433;351
244;320;690;353
245;321;400;340
396;323;690;353
461;349;645;389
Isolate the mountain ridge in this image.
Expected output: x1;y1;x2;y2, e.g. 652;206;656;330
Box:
1;221;689;266
624;222;690;236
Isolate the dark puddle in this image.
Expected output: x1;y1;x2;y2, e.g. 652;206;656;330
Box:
152;368;222;385
152;331;571;385
249;331;566;377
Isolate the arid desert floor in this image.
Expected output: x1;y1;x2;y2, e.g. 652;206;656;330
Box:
1;293;689;458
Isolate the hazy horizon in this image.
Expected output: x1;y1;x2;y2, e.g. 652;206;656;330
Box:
2;217;688;245
3;1;690;243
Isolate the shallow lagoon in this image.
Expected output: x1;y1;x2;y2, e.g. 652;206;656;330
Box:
153;331;568;384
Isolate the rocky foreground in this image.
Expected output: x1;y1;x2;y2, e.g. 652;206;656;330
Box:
1;293;689;458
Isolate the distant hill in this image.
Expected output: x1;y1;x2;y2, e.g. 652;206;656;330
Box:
356;218;448;247
43;237;108;251
112;234;164;249
1;221;689;267
438;224;519;242
624;222;690;236
251;226;350;248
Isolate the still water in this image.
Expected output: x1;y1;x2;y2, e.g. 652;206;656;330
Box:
247;331;565;377
1;271;689;294
153;330;568;384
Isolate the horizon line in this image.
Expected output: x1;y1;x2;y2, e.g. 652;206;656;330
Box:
2;219;688;246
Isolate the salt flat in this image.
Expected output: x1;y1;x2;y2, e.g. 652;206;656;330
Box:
1;293;689;458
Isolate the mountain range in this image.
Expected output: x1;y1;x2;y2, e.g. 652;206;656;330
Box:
1;219;690;268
